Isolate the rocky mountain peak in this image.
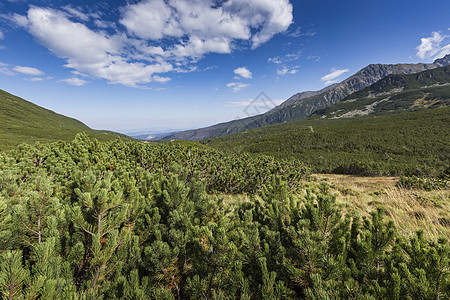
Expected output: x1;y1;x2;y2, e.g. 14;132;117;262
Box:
434;54;450;67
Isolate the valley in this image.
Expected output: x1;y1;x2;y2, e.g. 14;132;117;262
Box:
161;54;450;141
0;47;449;300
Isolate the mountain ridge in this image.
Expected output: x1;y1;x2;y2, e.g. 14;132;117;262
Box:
162;54;450;141
311;65;450;119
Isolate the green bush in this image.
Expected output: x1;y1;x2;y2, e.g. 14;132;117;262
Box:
396;176;449;191
0;134;448;298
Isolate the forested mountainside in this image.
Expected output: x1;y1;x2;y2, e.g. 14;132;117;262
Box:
206;107;450;177
162;54;450;141
0;89;129;150
0;134;448;299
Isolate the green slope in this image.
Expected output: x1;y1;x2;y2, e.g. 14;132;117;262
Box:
312;65;450;119
0;89;130;150
205;107;450;177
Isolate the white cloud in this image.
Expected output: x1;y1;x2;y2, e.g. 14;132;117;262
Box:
276;67;298;76
29;77;44;82
0;63;51;79
227;82;250;92
268;51;301;65
60;77;88;86
120;0;181;40
0;62;14;75
12;1;293;88
308;55;320;62
416;31;450;60
13;66;45;76
154;87;167;91
0;30;4;40
120;0;293;51
11;13;29;27
152;75;171;83
15;7;172;87
61;5;90;22
0;67;15;76
174;66;198;73
321;68;349;85
269;51;301;76
234;67;252;79
268;57;282;64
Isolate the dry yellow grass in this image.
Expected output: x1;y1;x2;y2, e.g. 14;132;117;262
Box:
313;174;450;240
219;174;449;240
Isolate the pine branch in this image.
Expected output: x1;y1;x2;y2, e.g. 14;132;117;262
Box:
21;221;38;236
78;222;94;236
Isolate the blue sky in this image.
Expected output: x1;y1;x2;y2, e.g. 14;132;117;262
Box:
0;0;449;133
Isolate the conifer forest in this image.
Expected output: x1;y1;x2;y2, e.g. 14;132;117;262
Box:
0;133;448;299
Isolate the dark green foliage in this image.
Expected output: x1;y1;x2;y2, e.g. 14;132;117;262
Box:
396;176;449;191
206;108;450;177
0;134;448;299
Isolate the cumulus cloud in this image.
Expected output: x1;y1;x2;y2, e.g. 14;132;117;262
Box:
234;67;252;79
416;31;450;60
10;1;293;87
227;82;250;92
13;66;45;76
14;7;172;87
120;0;293;50
321;68;349;85
60;77;88;86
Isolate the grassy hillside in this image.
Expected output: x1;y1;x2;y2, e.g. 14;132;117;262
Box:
0;89;130;150
313;65;450;119
205;107;450;177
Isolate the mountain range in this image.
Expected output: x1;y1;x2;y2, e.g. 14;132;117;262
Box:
203;64;450;176
312;65;450;119
161;54;450;141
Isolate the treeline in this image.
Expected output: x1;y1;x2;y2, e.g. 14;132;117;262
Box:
206;108;450;177
0;134;448;299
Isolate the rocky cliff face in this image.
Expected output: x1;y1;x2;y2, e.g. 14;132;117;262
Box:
163;54;450;141
434;54;450;67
